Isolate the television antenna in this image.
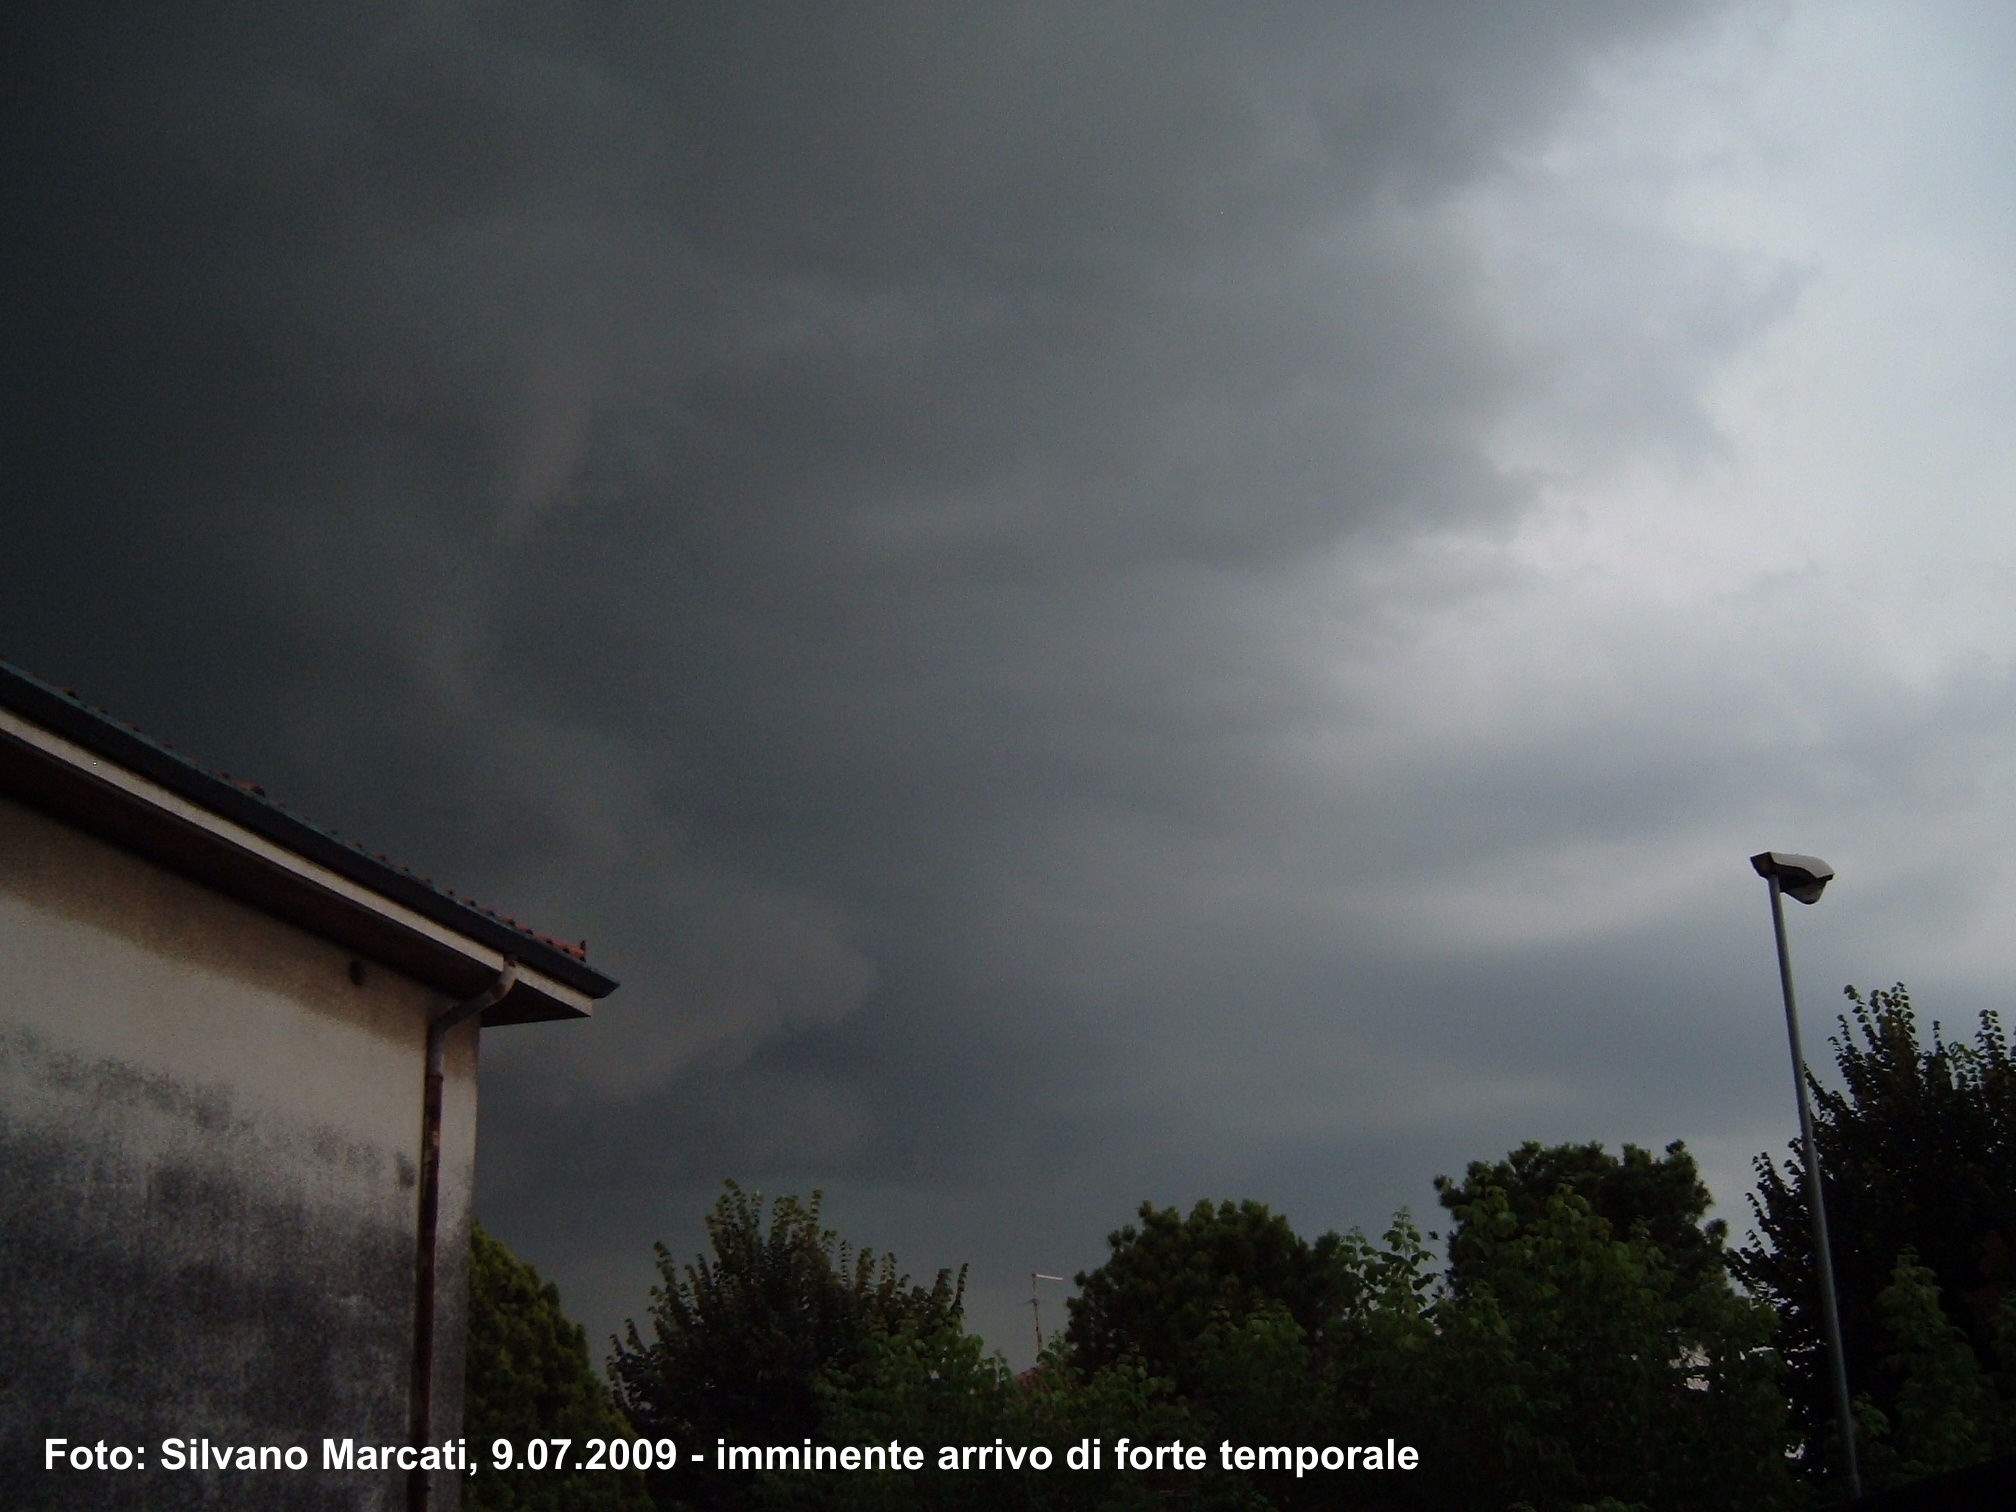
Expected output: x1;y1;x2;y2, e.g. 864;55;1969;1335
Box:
1030;1273;1065;1354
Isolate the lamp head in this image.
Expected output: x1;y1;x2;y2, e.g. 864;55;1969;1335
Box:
1751;850;1834;905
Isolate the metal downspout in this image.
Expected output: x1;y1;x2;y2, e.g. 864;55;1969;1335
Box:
408;960;516;1512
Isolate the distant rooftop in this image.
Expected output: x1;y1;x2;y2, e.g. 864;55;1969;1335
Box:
0;658;617;1020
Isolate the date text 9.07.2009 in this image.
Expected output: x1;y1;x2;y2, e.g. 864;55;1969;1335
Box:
487;1437;680;1473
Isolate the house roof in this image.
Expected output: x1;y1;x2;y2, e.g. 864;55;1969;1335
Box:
0;659;617;1024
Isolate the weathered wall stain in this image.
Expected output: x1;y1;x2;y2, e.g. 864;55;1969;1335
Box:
0;1012;440;1507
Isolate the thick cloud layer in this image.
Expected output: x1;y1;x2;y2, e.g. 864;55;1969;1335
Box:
11;1;2016;1358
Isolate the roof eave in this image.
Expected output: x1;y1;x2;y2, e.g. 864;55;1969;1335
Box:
0;670;617;1021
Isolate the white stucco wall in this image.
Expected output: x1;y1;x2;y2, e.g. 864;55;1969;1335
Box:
0;792;480;1511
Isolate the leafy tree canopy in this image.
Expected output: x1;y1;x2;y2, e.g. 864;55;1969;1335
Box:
1421;1178;1792;1512
1436;1138;1728;1289
1854;1249;2016;1489
463;1223;652;1512
1064;1198;1357;1398
1735;984;2016;1481
610;1182;965;1510
753;1323;1186;1512
611;1152;1804;1512
803;1152;1792;1512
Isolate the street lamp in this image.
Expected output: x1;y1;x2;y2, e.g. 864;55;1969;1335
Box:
1750;850;1860;1501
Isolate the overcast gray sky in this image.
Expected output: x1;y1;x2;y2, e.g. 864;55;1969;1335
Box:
9;0;2016;1362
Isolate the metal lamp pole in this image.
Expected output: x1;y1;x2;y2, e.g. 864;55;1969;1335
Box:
1754;851;1860;1502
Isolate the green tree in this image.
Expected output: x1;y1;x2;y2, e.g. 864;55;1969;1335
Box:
1060;1161;1792;1512
739;1320;1193;1512
1417;1179;1793;1512
619;1154;1796;1512
463;1223;652;1512
1065;1198;1356;1400
1735;984;2016;1482
609;1182;966;1510
1852;1250;2016;1489
764;1195;1411;1512
1436;1140;1727;1289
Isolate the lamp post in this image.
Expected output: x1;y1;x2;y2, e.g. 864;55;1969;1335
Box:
1750;850;1860;1502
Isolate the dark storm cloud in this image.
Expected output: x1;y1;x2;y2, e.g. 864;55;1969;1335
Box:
4;1;1751;1347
